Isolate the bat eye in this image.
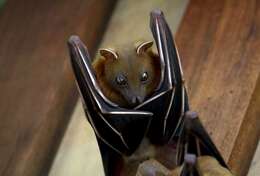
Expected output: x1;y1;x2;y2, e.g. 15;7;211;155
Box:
116;74;127;86
140;72;148;82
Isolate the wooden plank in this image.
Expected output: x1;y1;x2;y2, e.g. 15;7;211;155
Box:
0;0;116;176
176;0;260;175
248;141;260;175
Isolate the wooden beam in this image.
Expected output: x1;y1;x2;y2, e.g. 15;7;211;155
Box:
0;0;116;175
176;0;260;175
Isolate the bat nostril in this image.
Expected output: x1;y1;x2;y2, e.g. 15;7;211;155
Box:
131;97;137;104
130;96;144;105
137;96;144;103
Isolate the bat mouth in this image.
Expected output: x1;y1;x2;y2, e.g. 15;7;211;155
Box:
126;96;143;108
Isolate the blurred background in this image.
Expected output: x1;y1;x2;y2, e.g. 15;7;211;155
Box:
0;0;259;176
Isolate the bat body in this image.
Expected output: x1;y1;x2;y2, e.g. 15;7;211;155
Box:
68;10;232;176
92;45;164;174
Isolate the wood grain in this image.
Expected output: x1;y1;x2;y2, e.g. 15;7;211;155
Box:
0;0;116;175
176;0;260;175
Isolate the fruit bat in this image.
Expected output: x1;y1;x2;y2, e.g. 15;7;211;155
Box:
68;9;231;176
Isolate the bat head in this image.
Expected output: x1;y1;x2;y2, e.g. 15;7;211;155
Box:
97;41;161;108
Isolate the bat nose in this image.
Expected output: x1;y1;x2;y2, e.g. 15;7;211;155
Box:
131;96;144;105
131;97;138;105
137;96;144;103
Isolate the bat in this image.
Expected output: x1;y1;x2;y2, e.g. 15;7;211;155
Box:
68;9;230;176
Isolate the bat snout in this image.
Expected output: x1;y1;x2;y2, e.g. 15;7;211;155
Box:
131;96;144;104
127;95;145;107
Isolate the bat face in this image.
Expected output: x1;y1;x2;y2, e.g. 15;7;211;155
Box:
100;43;160;108
93;42;160;108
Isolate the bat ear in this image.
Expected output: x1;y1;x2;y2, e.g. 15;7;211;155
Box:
135;41;153;55
99;48;119;60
